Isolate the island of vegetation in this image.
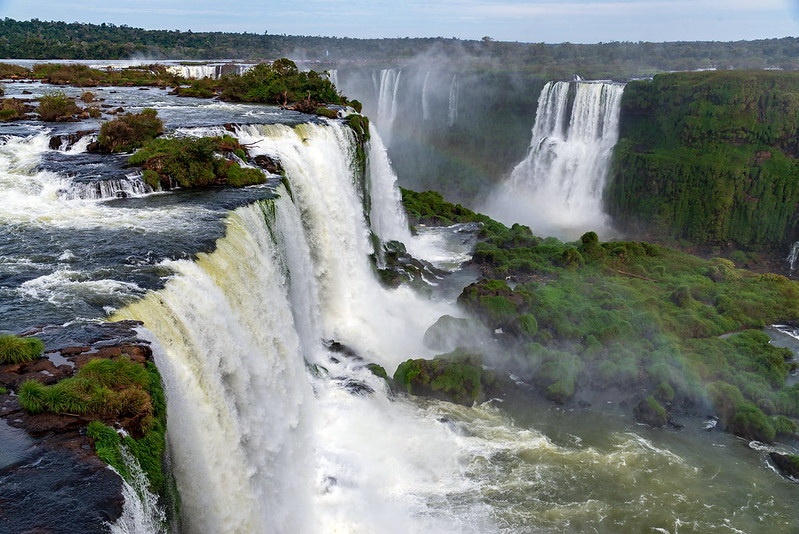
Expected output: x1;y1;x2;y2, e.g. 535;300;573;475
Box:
395;189;799;448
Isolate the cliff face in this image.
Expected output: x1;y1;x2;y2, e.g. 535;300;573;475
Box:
607;71;799;251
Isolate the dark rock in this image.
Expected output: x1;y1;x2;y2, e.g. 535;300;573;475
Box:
633;395;669;427
253;154;283;175
334;377;375;396
769;452;799;481
324;340;362;361
0;448;124;534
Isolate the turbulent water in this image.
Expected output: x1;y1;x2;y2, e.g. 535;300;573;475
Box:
2;78;799;533
483;80;624;240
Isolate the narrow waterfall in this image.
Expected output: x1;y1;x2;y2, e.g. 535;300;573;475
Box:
482;80;625;240
789;241;799;270
374;68;402;145
447;74;459;127
422;71;431;121
114;121;491;533
366;123;413;245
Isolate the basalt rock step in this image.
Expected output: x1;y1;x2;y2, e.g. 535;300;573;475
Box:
0;320;153;533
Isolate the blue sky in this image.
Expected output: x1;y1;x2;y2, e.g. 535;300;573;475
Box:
1;0;797;43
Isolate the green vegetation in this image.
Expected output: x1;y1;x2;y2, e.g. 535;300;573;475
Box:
97;108;164;153
128;135;265;190
218;58;342;107
29;62;183;87
0;334;45;364
17;356;169;496
402;188;799;441
2;18;799;77
393;349;487;406
37;90;80;121
18;356;153;421
608;71;799;250
85;361;168;496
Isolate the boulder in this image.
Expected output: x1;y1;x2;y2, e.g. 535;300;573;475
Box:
393;350;486;406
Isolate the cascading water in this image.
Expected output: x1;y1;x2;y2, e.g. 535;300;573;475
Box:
447;74;459;127
114;121;499;532
422;71;431;121
482;80;625;240
788;241;799;270
374;69;402;145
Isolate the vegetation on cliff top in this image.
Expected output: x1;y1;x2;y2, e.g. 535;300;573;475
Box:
16;354;170;499
97;108;164;152
218;58;342;107
128;135;266;190
402;188;799;442
608;71;799;250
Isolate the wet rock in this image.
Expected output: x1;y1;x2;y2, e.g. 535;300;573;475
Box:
253;154;284;175
633;395;669;427
0;448;124;533
769;452;799;481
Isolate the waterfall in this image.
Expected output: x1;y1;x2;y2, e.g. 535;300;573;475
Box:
108;447;167;534
58;175;153;200
366;123;413;245
374;69;402;145
115;121;483;533
327;69;338;89
447;74;459;127
422;71;431;121
482;80;625;240
166;63;253;80
788;241;799;270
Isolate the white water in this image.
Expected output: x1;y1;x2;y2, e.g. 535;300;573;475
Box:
482;80;625;241
167;63;252;80
109;446;167;534
116;121;487;532
447;74;459;127
366;123;412;245
788;241;799;270
373;69;402;146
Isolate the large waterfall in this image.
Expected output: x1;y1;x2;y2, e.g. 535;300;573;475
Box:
482;80;625;240
114;121;497;532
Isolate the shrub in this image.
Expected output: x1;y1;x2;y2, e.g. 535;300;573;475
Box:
0;98;28;121
730;402;776;442
97;108;164;153
129;135;265;189
0;334;45;364
17;356;153;421
37;91;80;121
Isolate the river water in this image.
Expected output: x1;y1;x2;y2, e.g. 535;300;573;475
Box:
1;80;798;533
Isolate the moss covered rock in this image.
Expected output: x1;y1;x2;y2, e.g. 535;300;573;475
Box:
393;350;486;406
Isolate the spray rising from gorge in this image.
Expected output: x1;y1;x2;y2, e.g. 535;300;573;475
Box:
482;80;625;240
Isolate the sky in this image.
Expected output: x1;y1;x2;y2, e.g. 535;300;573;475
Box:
1;0;798;44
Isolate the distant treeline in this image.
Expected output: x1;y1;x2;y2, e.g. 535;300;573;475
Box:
1;18;799;79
